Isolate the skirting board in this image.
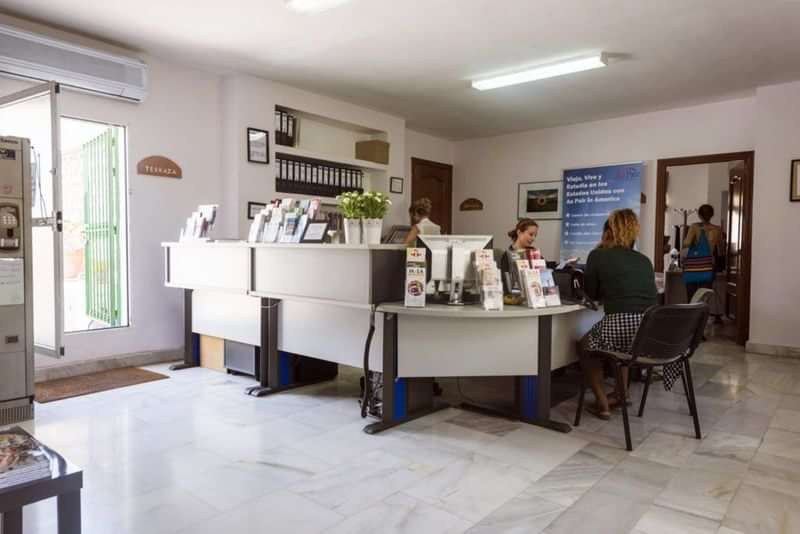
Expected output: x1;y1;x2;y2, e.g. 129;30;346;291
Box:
35;349;182;383
746;341;800;359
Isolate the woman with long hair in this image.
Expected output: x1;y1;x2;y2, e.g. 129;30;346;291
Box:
580;208;657;419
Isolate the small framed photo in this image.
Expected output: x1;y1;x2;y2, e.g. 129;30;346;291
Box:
247;127;269;164
792;159;800;202
301;221;329;243
390;176;404;194
518;180;563;220
247;201;266;220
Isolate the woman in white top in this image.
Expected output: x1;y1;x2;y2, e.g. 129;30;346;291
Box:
403;197;441;244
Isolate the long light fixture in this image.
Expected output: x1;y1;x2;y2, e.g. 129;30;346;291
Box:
471;54;608;91
286;0;352;14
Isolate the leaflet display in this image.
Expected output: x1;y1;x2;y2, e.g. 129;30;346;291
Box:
561;162;642;263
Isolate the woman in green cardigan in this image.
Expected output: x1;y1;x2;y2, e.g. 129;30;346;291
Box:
580;208;658;420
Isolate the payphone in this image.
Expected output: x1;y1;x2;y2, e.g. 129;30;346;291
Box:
0;136;34;425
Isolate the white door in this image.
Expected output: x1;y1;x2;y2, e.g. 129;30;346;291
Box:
0;82;64;357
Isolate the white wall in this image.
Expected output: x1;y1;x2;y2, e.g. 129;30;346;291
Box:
750;81;800;349
665;164;710;232
0;56;224;368
453;97;755;262
405;129;454;171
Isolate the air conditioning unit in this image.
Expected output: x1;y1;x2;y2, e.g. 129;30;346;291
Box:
0;23;147;102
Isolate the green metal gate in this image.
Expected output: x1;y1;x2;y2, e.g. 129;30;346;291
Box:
82;128;121;327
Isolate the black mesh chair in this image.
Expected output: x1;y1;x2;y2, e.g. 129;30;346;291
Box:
573;303;709;451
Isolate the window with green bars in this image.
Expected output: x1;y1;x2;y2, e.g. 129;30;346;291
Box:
81;127;122;327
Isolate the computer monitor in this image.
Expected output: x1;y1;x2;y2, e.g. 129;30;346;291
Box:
417;234;492;305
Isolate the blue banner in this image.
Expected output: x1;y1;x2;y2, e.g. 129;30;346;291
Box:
561;162;642;262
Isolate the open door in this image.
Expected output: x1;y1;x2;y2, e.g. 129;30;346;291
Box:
0;82;65;357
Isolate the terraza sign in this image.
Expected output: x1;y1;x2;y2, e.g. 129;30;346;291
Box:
137;156;182;178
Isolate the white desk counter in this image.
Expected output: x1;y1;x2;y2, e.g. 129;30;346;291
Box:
162;241;599;434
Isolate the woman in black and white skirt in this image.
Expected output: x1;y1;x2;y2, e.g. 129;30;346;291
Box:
580;209;658;420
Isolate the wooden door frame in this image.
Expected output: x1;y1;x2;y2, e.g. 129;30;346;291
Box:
411;157;453;233
654;151;754;345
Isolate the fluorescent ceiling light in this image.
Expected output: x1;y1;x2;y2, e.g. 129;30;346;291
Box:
286;0;352;14
472;54;608;91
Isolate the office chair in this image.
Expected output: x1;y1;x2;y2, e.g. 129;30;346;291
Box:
574;303;709;450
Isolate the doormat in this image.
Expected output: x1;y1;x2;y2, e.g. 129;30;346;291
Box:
35;367;168;403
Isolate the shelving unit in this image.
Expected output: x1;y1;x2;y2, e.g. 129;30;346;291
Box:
274;105;390;198
275;145;388;172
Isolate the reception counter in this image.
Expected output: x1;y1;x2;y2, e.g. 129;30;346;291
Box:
162;241;600;433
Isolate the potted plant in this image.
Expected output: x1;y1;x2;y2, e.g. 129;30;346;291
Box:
337;191;364;244
361;191;391;245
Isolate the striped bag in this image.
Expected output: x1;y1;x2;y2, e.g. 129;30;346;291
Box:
683;228;714;283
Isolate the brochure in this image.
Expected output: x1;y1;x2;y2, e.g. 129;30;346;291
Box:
522;268;547;308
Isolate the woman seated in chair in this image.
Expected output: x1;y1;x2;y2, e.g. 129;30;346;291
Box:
580;208;658;420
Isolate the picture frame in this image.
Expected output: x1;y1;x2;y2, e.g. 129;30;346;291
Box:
247;127;269;164
792;159;800;202
301;221;329;243
390;176;404;194
518;180;563;220
247;201;266;220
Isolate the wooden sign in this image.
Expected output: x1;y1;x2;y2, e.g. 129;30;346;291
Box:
137;156;182;178
459;198;484;211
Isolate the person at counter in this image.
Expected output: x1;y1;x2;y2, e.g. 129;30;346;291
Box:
403;198;441;245
500;219;541;291
579;208;658;420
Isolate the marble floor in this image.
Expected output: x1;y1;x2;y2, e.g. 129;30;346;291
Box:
4;337;800;534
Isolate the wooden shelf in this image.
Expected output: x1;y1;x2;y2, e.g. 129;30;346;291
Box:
275;145;388;172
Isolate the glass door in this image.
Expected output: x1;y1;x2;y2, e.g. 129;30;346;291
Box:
0;82;64;357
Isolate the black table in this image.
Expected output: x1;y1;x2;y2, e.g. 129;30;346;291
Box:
0;443;83;534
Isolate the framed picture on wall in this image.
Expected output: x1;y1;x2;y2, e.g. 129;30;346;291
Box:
792;159;800;201
247;201;266;220
518;180;563;220
247;127;269;164
390;176;404;194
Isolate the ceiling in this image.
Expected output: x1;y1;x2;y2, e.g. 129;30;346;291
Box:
2;0;800;140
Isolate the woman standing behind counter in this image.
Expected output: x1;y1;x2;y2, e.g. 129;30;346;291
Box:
403;198;441;245
580;209;658;420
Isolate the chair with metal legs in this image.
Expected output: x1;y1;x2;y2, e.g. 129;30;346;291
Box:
574;303;709;451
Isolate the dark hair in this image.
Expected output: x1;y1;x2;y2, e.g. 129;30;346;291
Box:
508;218;539;242
409;198;433;217
698;204;714;222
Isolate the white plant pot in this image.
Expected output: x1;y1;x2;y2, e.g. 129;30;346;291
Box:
363;218;384;245
343;218;362;245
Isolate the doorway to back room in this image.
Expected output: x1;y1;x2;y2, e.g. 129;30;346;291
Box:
60;117;129;332
655;152;754;345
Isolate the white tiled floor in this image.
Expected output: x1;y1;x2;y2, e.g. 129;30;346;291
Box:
5;336;800;534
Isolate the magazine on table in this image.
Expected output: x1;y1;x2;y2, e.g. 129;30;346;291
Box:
0;427;52;487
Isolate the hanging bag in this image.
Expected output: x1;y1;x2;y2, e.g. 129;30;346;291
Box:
682;228;714;283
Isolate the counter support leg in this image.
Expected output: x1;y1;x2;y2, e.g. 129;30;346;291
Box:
170;289;198;371
519;315;572;433
247;298;279;397
246;298;337;397
364;313;447;434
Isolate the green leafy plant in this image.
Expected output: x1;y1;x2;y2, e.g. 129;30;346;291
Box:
361;191;392;219
336;191;364;219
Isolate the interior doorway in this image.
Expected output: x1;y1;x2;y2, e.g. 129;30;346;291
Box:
411;157;453;233
654;152;754;345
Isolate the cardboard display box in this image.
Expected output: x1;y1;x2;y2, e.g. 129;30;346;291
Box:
355;140;390;164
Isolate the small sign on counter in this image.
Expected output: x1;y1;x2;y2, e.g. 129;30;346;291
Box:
404;248;426;308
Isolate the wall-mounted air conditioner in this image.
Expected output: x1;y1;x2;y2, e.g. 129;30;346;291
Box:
0;23;148;102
